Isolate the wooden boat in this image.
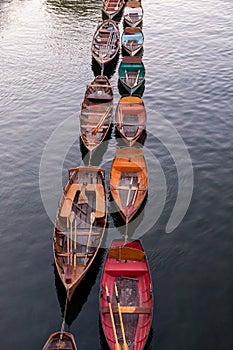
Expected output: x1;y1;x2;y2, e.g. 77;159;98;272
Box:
80;75;113;152
118;57;145;95
110;147;148;222
102;0;125;19
115;96;146;146
91;19;120;67
122;27;144;56
100;239;153;350
54;166;108;300
124;1;143;27
42;331;77;350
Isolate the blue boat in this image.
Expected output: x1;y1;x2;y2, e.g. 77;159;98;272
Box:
122;27;144;56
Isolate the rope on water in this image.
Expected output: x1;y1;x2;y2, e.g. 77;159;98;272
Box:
58;287;69;346
124;221;128;245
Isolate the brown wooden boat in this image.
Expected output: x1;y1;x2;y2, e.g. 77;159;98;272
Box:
42;331;77;350
110;147;148;222
80;75;113;152
54;166;108;300
124;1;143;27
102;0;125;19
91;19;120;67
100;239;153;350
115;96;146;146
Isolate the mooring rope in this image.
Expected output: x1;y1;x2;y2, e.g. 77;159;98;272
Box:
124;221;128;245
57;287;69;347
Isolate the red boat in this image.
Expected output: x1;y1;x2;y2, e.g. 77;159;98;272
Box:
100;240;153;350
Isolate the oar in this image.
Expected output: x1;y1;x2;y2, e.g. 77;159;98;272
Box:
105;284;121;350
92;105;112;135
74;218;77;269
125;69;129;84
126;177;133;207
114;283;128;350
131;183;139;207
114;0;121;10
133;69;140;87
84;212;95;265
118;104;124;130
69;211;75;265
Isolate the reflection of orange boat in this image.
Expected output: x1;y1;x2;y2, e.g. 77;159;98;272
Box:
53;167;108;300
115;96;146;146
110;147;148;223
100;239;153;350
42;331;77;350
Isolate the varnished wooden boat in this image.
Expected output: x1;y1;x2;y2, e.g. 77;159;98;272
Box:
124;1;143;27
100;239;153;350
54;166;108;300
42;331;77;350
118;57;145;95
80;75;113;152
115;96;146;146
122;27;144;56
110;147;148;222
102;0;125;19
91;19;120;67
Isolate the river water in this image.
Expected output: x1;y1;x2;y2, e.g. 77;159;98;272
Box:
0;0;233;349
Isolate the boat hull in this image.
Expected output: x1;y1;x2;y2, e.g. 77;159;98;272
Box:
80;75;113;152
91;19;120;67
110;147;148;222
115;96;146;146
42;331;77;350
100;239;153;350
54;166;108;300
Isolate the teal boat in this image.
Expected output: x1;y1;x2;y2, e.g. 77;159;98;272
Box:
122;27;144;56
118;57;145;94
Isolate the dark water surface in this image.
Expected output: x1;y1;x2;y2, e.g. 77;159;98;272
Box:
1;0;233;349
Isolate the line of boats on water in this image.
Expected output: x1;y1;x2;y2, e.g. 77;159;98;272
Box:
42;1;153;350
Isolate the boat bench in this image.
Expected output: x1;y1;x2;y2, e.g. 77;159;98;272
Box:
95;184;105;218
105;261;148;272
60;184;80;217
60;184;105;219
101;306;151;314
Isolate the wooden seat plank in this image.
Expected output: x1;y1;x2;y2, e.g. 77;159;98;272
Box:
101;306;151;314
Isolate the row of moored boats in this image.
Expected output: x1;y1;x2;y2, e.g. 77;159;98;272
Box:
42;1;153;350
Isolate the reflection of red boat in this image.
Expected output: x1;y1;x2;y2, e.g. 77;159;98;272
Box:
100;239;153;350
42;331;77;350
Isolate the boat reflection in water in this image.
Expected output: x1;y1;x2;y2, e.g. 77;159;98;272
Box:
45;0;101;17
110;191;148;241
92;51;120;79
54;248;105;326
118;78;145;97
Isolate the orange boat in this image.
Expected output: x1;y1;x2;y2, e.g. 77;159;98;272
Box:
110;147;148;222
42;331;77;350
115;96;146;146
53;166;108;300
